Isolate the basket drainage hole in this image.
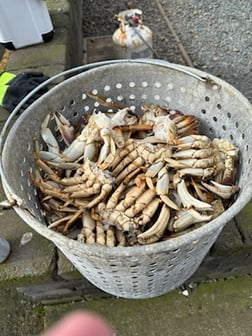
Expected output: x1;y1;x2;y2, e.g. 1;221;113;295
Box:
217;103;222;109
201;109;206;114
117;95;124;101
150;262;158;267
205;96;210;102
148;273;155;278
213;116;218;122
69;99;75;106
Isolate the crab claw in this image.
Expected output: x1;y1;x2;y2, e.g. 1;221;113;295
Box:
41;127;60;155
137;204;170;245
155;166;181;211
171;209;212;232
54;111;76;145
175;177;213;212
201;180;239;199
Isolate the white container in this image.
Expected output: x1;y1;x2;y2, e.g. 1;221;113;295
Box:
0;0;54;49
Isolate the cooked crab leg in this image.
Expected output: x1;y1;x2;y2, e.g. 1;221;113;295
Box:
106;226;117;247
176;167;216;180
174;135;212;150
125;188;156;217
115;157;145;184
98;128;116;169
137;204;170;244
212;138;239;185
106;168;142;209
78;210;96;244
172;147;214;159
135;197;161;226
97;203;135;232
115;181;146;211
201;180;239;199
95;221;106;245
175;177;213;212
154;166;181;210
170;209;212;232
86;184;113;208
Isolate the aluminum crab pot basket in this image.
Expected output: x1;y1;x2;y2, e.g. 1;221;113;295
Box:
1;60;252;298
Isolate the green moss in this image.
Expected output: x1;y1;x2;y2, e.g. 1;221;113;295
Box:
43;276;252;336
34;305;45;319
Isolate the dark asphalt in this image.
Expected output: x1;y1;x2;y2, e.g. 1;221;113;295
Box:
83;0;252;102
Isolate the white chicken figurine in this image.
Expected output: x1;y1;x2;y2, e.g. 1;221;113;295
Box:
112;8;153;59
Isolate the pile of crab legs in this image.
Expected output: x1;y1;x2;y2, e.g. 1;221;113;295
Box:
31;94;240;246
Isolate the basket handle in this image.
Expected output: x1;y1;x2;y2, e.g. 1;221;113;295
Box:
0;59;215;153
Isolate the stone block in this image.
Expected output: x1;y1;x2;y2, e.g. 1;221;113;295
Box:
6;44;66;73
46;0;70;15
210;219;244;256
235;200;252;245
57;249;82;280
0;208;56;281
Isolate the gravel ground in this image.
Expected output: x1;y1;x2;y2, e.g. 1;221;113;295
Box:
83;0;252;101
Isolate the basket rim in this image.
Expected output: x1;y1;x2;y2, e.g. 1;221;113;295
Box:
1;59;252;254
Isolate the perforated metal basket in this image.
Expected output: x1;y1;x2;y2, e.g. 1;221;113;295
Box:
1;60;252;298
